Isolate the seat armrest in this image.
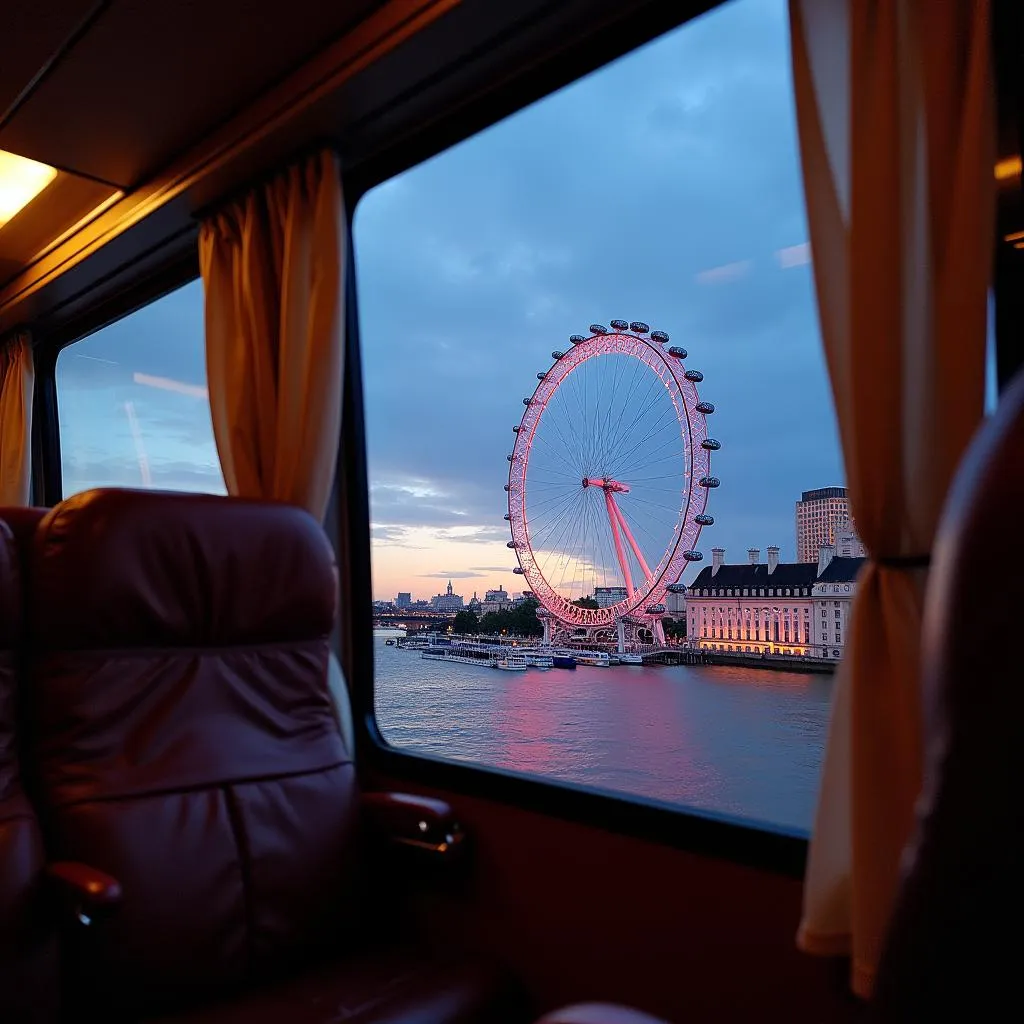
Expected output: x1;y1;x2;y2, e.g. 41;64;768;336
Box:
46;861;122;926
361;791;466;863
535;1004;671;1024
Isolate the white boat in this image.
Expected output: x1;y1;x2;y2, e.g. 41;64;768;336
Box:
618;653;643;665
494;653;528;671
573;650;611;667
421;641;494;666
522;651;554;670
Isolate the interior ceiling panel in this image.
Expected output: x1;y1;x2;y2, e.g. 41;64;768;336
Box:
0;0;384;189
0;1;99;123
0;173;117;290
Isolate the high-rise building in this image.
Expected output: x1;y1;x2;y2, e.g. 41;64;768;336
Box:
594;586;628;608
795;487;864;562
395;592;412;608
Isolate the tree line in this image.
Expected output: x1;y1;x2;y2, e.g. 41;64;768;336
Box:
452;597;544;638
451;594;686;640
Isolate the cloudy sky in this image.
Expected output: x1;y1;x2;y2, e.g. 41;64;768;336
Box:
353;0;841;601
55;0;993;604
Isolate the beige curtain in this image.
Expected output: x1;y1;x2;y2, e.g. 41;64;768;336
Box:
0;332;34;505
199;149;346;521
789;0;994;998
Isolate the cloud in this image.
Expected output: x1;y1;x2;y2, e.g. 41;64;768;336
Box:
62;456;225;495
352;0;844;594
418;570;490;579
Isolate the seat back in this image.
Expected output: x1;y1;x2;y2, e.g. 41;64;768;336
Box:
0;507;55;1023
871;370;1024;1018
26;489;358;1016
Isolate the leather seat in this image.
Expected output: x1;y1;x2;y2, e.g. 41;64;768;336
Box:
0;507;55;1024
22;489;517;1022
870;369;1024;1019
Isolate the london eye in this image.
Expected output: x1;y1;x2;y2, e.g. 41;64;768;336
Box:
505;321;719;649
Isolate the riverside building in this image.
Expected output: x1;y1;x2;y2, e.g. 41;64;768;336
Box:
685;546;864;659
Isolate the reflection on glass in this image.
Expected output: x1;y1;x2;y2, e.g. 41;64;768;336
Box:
56;280;225;497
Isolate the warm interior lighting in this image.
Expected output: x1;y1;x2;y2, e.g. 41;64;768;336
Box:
1005;230;1024;243
0;149;58;229
995;156;1022;181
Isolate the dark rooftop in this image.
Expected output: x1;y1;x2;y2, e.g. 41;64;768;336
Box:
799;486;847;502
688;556;864;591
815;556;866;583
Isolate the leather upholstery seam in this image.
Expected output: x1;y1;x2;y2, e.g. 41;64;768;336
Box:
222;784;256;976
49;759;354;808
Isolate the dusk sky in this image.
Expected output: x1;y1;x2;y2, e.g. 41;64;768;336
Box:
353;0;841;601
54;0;994;604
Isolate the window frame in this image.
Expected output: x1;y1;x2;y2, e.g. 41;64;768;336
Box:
338;0;821;876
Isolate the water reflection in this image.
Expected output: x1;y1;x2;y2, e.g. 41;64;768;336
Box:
373;633;831;833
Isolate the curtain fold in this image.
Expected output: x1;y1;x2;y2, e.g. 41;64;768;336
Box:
0;332;34;506
789;0;994;998
199;148;346;521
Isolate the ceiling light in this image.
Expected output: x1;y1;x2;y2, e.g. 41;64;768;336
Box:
995;156;1022;181
0;149;57;229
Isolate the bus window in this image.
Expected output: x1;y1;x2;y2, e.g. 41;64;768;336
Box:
56;280;224;498
354;0;845;834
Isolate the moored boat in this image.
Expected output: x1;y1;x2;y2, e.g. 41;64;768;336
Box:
573;650;611;667
494;652;528;671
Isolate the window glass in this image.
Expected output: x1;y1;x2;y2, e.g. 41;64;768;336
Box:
355;0;844;833
56;280;225;497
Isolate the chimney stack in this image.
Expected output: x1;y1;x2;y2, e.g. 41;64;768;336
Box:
817;543;836;576
747;547;761;565
712;548;725;576
767;546;780;574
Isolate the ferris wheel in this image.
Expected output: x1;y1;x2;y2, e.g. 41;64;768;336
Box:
505;320;719;649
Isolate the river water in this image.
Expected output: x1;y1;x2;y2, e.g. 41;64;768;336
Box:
373;632;832;834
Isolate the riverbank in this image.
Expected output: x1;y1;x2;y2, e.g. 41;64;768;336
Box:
649;648;835;673
697;650;836;674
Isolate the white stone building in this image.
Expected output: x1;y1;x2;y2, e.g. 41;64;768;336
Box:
479;586;511;615
685;545;864;659
430;580;465;612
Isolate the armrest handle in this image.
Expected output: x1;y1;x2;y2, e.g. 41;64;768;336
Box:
361;791;466;862
46;861;122;926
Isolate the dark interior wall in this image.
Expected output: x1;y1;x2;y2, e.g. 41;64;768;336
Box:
363;776;859;1023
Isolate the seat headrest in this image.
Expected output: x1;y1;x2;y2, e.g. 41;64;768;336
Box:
871;368;1024;1017
0;507;46;562
31;489;337;650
